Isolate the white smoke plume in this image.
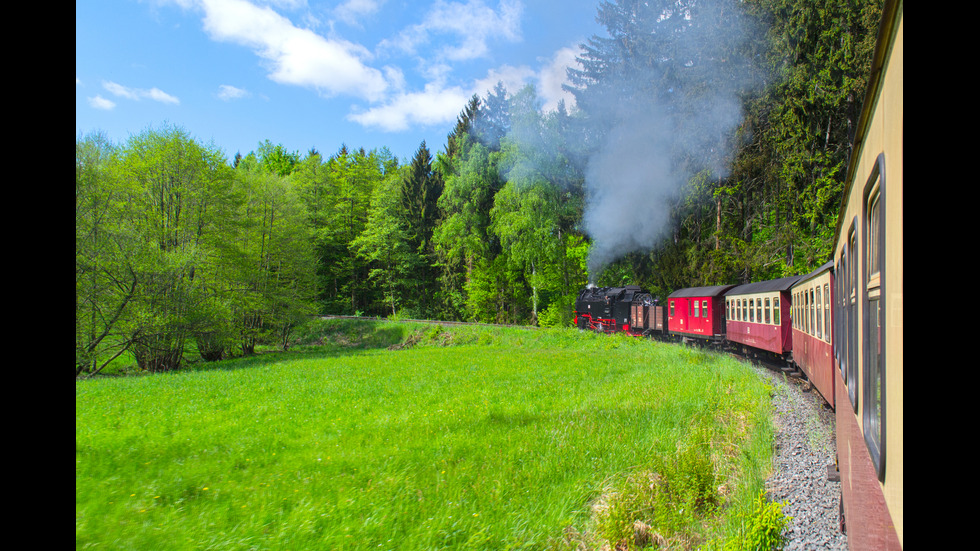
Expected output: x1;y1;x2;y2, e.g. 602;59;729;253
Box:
577;0;761;281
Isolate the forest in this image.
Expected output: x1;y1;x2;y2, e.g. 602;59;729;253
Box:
75;0;883;376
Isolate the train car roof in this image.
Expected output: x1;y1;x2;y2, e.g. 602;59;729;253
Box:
793;261;835;286
725;275;803;297
668;285;734;298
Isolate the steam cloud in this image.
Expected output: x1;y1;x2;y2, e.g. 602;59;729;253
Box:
476;1;761;284
577;1;761;281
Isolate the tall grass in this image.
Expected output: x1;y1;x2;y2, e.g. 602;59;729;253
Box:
76;321;778;550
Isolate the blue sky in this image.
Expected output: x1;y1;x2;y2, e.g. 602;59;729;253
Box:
76;0;605;163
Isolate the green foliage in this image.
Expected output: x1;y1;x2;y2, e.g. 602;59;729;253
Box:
75;127;318;374
720;489;790;551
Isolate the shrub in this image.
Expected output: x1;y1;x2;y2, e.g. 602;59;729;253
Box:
722;489;789;550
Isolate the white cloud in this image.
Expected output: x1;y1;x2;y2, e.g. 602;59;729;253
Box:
347;43;583;133
381;0;523;61
471;64;535;99
88;95;116;110
536;45;582;112
217;84;250;100
347;82;470;131
103;81;180;104
195;0;390;101
333;0;384;26
145;88;181;104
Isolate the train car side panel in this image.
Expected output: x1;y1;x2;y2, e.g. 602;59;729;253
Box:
725;277;800;357
667;286;733;341
791;263;836;408
832;1;902;547
835;371;901;550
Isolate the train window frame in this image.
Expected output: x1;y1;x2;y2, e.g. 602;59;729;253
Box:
803;291;809;334
815;286;822;339
823;283;831;343
764;297;771;324
835;220;860;414
862;153;887;481
848;225;858;412
773;296;780;325
794;293;799;329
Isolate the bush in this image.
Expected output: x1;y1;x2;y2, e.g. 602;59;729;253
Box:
722;489;789;550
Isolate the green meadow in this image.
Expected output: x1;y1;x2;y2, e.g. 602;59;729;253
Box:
76;320;783;550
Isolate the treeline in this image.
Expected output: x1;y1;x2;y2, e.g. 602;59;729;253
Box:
75;0;882;374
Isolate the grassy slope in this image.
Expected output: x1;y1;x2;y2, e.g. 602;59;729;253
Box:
76;320;777;550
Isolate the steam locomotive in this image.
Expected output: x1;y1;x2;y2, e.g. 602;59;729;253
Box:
573;285;663;335
574;2;902;548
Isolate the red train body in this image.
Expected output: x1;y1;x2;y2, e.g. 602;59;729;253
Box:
791;262;836;408
666;285;733;343
724;276;800;360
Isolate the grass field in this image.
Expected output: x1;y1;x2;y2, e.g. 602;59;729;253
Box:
76;320;781;550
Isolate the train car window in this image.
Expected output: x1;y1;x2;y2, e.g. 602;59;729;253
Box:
863;158;886;480
806;288;811;335
805;288;810;335
823;283;831;343
703;301;709;319
693;299;700;318
764;297;771;324
815;286;822;338
773;297;780;325
749;299;754;322
794;293;798;330
834;253;847;378
847;224;858;412
793;293;798;329
670;300;675;317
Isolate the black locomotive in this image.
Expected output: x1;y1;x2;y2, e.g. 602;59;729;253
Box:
573;285;664;336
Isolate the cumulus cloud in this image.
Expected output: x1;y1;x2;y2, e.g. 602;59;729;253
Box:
347;82;470;131
471;64;536;99
536;46;582;112
103;81;180;104
380;0;522;61
350;44;582;134
194;0;391;101
161;0;577;136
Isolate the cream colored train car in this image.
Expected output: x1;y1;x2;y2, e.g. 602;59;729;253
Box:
832;0;902;548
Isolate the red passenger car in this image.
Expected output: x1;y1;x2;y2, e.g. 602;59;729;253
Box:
724;276;801;361
791;262;836;408
666;285;734;343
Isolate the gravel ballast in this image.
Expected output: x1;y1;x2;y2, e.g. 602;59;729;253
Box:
757;366;847;550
